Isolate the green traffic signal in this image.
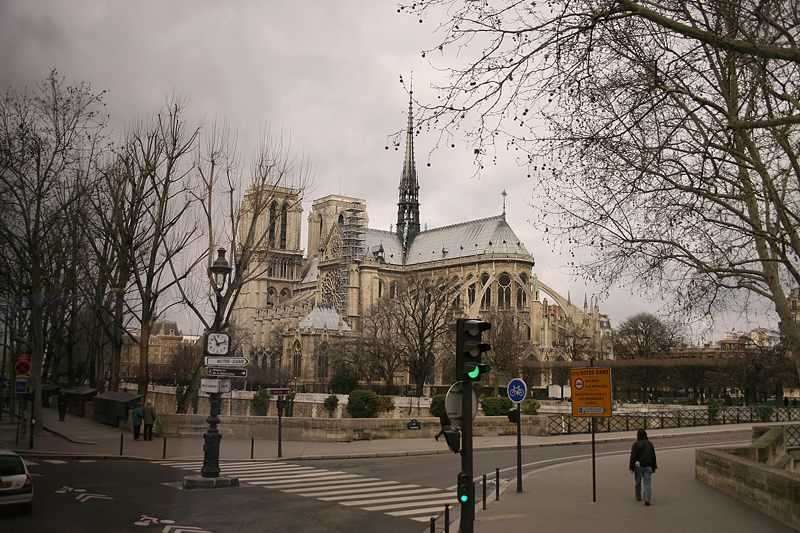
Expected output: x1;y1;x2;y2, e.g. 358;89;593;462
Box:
459;494;469;503
464;363;491;381
467;366;480;379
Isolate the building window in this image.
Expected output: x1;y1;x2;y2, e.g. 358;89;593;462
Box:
266;287;277;306
480;273;492;309
517;286;527;309
317;342;329;379
268;202;277;247
468;283;476;305
378;279;385;298
292;341;302;376
390;281;398;299
280;288;291;302
280;203;288;249
498;273;511;308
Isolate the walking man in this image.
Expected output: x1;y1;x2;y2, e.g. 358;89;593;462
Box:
131;402;143;441
142;400;157;441
434;411;450;442
629;428;657;505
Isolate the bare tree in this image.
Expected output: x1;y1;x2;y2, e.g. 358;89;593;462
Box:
173;122;312;412
0;71;107;430
406;1;800;379
351;300;407;390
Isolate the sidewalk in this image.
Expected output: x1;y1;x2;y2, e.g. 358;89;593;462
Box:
1;406;795;532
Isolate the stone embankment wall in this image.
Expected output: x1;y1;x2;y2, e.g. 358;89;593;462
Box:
696;424;800;530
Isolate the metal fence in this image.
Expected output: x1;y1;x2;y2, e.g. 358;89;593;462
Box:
547;406;800;435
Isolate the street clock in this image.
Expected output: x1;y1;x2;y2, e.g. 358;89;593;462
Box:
206;332;230;355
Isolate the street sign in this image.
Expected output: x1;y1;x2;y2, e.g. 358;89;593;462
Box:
15;377;28;394
206;367;247;378
570;367;613;417
445;381;478;426
15;360;31;376
204;356;249;367
266;387;292;396
200;378;232;394
507;378;527;404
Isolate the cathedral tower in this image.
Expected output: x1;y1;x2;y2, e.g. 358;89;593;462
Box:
396;92;420;248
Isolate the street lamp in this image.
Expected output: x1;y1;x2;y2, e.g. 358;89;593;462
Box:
201;247;232;479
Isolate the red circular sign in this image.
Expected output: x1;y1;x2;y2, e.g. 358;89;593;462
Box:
15;360;32;376
574;378;584;390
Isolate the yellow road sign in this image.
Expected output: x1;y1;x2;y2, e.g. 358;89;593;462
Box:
570;367;613;417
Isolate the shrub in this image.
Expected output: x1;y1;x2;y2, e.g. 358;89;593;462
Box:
346;390;379;418
481;396;513;416
756;405;773;422
376;395;395;414
330;365;359;394
521;398;540;415
429;394;446;417
323;395;339;417
251;389;270;416
707;399;722;424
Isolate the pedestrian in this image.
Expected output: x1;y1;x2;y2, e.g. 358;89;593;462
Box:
131;402;143;441
57;393;67;422
142;399;157;441
629;428;657;506
434;411;450;441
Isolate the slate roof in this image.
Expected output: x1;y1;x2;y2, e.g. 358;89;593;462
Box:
362;214;531;266
297;306;352;331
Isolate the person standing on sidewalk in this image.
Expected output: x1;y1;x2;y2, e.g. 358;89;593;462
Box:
57;393;68;422
434;411;450;441
131;402;143;441
629;428;657;505
142;400;157;441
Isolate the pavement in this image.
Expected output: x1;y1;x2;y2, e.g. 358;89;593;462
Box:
0;405;795;532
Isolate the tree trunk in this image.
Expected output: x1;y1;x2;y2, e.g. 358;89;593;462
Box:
137;321;151;397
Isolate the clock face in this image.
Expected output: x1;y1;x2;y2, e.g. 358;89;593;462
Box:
207;333;230;355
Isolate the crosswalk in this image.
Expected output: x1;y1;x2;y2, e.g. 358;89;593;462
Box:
154;460;455;523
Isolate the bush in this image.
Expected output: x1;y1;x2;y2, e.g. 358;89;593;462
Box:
707;399;722;424
323;395;339;417
251;389;270;416
521;398;540;415
330;365;359;394
756;405;773;422
346;390;380;418
429;394;446;417
376;395;395;414
481;396;513;416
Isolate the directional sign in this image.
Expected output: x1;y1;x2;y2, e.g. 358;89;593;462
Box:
444;381;478;426
507;378;527;404
266;387;292;396
206;367;247;378
200;378;232;394
570;367;613;418
15;377;28;394
204;356;248;367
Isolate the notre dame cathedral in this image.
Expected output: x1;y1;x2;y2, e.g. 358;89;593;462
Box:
233;98;613;392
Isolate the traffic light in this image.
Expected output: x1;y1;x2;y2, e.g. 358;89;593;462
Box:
456;471;471;504
443;429;461;453
456;318;491;381
507;408;520;423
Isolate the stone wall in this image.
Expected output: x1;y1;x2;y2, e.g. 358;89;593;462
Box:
696;426;800;530
155;414;549;441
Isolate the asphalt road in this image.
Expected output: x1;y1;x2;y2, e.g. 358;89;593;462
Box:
0;430;751;533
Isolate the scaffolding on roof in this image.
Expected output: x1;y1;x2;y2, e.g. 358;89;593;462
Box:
336;203;367;315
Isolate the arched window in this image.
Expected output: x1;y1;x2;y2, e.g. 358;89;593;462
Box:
498;273;511;308
280;288;291;302
453;294;462;311
268;202;277;247
517;286;527;309
480;273;492;309
390;281;398;299
317;342;329;379
270;350;280;372
292;341;302;377
279;203;289;249
468;283;476;305
526;324;532;341
378;279;385;298
266;287;277;306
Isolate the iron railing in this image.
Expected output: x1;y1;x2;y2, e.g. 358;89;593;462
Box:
546;406;800;435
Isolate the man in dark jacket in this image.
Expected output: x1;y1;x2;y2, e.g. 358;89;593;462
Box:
629;428;657;505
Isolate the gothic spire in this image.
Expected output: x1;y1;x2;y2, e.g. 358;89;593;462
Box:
397;88;420;246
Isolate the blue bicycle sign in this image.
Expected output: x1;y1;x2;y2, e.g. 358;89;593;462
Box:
507;378;527;403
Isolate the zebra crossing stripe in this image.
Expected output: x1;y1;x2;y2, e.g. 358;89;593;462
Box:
387;506;453;517
300;483;414;498
282;479;393;492
239;470;345;481
362;498;456;511
319;487;443;501
248;474;363;486
224;466;315;475
342;493;453;507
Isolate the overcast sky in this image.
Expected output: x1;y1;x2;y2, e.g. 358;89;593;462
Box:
0;0;770;340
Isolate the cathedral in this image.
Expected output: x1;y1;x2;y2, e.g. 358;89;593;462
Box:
233;98;612;392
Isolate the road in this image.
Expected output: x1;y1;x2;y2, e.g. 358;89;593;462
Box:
0;430;750;533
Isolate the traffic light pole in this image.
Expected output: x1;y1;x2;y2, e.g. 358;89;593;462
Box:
460;377;474;532
516;401;522;493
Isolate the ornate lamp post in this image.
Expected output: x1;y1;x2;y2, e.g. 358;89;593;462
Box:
201;248;232;479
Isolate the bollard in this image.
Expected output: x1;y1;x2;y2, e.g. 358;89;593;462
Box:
162;436;167;459
482;474;487;510
429;516;435;533
251;437;255;459
495;468;500;500
444;505;450;533
120;433;124;456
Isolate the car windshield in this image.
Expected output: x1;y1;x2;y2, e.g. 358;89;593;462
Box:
0;456;25;476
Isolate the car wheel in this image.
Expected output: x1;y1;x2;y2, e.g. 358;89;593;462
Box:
20;503;32;515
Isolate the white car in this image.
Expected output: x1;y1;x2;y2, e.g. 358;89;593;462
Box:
0;449;33;514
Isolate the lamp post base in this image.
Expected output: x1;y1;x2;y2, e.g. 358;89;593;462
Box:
201;392;222;478
183;475;239;490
